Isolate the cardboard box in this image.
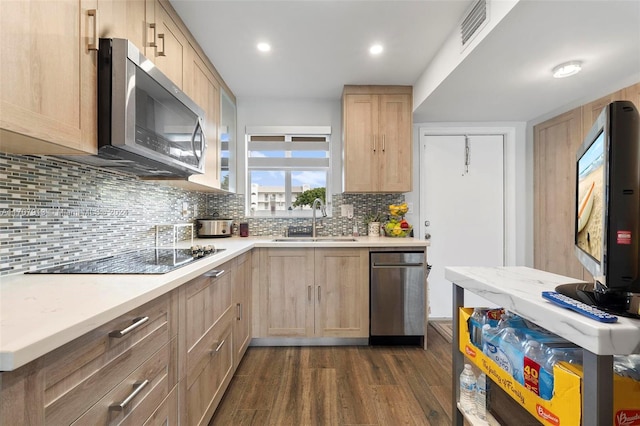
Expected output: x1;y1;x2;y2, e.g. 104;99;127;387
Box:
459;308;640;426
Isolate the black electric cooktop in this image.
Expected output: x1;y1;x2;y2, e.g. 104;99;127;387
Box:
26;248;225;274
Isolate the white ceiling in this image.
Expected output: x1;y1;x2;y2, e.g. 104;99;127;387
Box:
170;0;640;123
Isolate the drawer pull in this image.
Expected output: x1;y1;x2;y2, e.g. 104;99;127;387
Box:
157;33;166;56
317;285;321;302
211;339;225;355
109;379;149;411
87;9;98;51
203;269;224;278
148;23;157;47
237;302;242;321
109;316;149;338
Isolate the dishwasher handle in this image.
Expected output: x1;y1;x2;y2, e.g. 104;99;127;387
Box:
372;262;424;268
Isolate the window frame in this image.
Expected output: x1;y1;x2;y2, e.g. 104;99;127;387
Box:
246;126;332;218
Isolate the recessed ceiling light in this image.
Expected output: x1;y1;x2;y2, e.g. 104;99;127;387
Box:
369;44;384;55
257;42;271;53
552;61;582;78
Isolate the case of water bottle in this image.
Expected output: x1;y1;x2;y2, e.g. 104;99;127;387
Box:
460;307;640;426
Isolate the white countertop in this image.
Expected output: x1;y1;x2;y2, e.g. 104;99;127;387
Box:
445;266;640;356
0;236;428;371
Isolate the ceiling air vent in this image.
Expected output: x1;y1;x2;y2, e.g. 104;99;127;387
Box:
461;0;488;49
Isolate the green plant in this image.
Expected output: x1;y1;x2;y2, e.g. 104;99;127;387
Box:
363;210;385;225
292;187;326;208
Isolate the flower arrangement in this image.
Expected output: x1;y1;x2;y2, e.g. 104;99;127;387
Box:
384;202;412;237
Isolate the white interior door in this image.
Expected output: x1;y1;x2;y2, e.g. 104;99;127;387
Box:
421;134;505;318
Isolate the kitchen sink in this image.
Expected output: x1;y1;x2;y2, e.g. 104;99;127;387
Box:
272;237;358;242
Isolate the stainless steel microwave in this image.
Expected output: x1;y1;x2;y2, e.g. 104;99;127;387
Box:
64;38;206;178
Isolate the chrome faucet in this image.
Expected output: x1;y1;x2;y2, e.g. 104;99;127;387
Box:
311;198;327;238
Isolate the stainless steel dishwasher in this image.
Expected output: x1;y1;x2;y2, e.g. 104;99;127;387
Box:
370;251;426;345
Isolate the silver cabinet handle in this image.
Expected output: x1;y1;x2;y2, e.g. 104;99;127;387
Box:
236;303;242;321
87;9;98;51
382;134;386;152
203;269;224;278
109;316;149;338
157;33;166;56
109;380;149;411
373;135;377;152
148;23;157;47
317;286;321;302
210;340;225;355
308;285;312;301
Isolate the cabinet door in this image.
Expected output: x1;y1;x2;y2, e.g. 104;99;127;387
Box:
314;248;369;337
0;0;97;154
151;1;186;89
233;251;252;367
378;94;412;192
343;94;379;192
96;0;147;50
185;314;234;426
262;249;315;337
623;82;640;110
582;92;624;138
534;107;586;280
182;45;220;189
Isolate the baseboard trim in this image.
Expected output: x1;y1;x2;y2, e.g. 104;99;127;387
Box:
250;337;369;346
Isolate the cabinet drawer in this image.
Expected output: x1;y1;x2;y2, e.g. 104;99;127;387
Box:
71;339;176;425
186;311;234;426
43;292;176;425
184;262;233;365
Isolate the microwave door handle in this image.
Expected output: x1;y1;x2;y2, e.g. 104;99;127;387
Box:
191;120;205;167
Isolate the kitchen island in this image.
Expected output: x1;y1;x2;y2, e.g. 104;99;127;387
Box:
446;266;640;426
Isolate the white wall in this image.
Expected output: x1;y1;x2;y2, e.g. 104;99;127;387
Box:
236;97;342;195
235;98;533;267
408;121;531;267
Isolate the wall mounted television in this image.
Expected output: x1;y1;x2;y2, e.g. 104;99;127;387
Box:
558;100;640;318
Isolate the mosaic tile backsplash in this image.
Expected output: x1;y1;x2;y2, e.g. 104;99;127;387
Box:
1;153;404;276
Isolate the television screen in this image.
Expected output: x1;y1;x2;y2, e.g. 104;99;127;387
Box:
576;130;605;263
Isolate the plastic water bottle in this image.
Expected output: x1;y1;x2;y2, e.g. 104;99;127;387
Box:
470;308;486;347
498;327;525;384
475;373;488;420
523;339;549;398
459;364;477;414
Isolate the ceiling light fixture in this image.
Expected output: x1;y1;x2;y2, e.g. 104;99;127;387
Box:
369;44;383;55
552;61;582;78
257;42;271;53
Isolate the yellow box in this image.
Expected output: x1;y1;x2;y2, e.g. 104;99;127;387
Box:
459;308;640;426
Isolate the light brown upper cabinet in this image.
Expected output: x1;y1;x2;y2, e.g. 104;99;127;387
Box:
342;85;413;193
0;0;99;155
150;0;186;89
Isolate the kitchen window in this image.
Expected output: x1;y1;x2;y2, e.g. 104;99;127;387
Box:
246;126;331;217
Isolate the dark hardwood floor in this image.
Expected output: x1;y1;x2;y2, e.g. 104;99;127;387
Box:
210;325;540;425
210;326;454;425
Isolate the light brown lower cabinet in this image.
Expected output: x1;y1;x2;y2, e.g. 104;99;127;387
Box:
0;250;254;426
0;290;178;425
233;251;252;367
178;260;235;425
254;247;369;339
